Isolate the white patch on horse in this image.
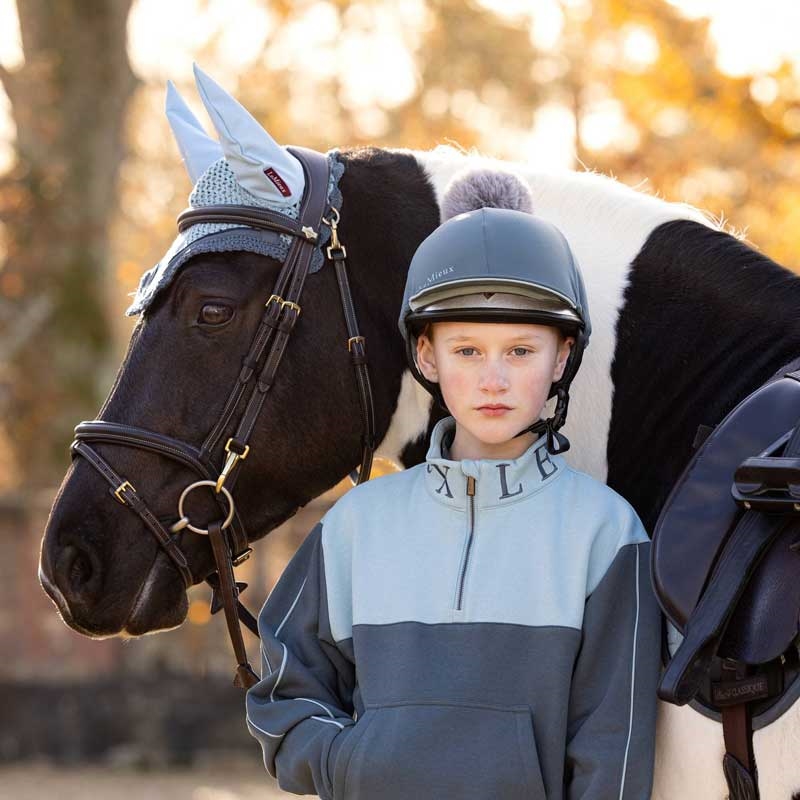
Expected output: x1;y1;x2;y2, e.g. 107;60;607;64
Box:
375;369;433;466
652;700;800;800
406;144;712;482
652;702;728;799
752;707;800;800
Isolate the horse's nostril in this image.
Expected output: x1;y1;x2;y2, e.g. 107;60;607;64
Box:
69;549;92;592
56;544;100;604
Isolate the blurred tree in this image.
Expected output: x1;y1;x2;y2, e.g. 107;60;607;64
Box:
3;0;798;489
558;0;800;266
0;0;136;488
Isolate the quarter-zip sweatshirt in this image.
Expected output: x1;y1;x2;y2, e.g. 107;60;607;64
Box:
247;416;661;799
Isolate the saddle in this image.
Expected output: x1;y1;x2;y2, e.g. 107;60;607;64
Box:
652;361;800;799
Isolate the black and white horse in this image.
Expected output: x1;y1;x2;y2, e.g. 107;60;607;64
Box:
39;72;800;799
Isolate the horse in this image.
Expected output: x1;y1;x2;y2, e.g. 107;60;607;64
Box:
38;68;800;799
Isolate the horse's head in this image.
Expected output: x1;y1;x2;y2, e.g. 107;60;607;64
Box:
39;68;440;637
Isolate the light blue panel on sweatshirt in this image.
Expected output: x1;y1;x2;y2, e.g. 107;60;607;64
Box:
320;451;648;645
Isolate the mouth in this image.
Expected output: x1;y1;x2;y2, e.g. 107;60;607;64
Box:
123;552;188;636
476;404;513;416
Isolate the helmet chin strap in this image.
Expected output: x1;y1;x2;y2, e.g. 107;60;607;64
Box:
513;386;571;455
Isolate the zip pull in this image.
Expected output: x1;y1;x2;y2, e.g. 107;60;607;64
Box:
466;476;476;496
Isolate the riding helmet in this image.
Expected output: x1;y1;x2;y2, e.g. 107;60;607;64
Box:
398;169;591;454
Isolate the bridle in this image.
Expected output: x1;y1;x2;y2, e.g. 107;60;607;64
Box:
70;147;376;688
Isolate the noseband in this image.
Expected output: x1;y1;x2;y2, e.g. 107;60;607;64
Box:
71;147;376;687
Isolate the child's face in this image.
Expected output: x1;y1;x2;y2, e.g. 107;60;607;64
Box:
416;321;574;456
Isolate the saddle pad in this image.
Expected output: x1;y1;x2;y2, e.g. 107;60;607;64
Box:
652;368;800;660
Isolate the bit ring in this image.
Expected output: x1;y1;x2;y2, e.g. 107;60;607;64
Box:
177;480;235;535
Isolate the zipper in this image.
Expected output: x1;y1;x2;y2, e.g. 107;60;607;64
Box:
455;475;476;610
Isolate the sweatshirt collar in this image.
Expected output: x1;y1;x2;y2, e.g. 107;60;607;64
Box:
423;416;566;509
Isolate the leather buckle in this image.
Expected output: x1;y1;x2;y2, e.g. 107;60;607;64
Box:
281;300;301;317
348;336;365;352
232;547;253;567
732;455;800;512
113;480;136;505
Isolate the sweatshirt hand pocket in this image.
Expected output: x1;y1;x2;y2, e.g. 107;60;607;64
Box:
332;701;546;800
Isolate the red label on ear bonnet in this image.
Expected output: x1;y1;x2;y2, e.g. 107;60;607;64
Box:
263;167;292;197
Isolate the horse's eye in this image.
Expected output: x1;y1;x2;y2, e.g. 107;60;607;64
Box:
198;303;234;326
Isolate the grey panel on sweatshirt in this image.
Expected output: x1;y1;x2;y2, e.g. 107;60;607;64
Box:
350;620;579;798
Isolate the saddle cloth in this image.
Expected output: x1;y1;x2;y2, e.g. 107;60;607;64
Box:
652;361;800;715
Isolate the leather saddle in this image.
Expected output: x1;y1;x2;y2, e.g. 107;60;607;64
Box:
652;362;800;711
652;361;800;798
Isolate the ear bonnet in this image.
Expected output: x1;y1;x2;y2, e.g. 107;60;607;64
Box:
126;66;344;316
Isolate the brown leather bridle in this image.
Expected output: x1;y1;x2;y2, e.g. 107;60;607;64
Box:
71;147;376;688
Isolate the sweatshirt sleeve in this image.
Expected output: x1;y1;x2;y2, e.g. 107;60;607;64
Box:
246;521;356;799
565;518;662;800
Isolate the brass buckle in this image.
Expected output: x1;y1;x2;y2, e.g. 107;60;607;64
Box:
265;294;284;310
216;438;251;493
281;300;301;317
348;336;365;352
114;480;135;505
232;547;253;567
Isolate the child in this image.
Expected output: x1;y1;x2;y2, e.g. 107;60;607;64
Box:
246;177;661;800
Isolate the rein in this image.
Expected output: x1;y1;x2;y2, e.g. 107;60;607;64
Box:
71;147;376;688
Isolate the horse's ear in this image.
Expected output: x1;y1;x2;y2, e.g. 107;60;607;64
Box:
192;63;305;205
166;81;224;182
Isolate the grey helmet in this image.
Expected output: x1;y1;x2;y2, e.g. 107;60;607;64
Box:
398;171;591;454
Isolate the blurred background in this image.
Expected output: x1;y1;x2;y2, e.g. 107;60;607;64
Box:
1;0;798;797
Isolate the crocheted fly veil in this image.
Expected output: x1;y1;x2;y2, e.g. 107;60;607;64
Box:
127;66;344;316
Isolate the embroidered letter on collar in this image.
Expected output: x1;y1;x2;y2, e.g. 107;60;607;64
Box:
497;463;523;500
535;444;558;480
427;464;453;498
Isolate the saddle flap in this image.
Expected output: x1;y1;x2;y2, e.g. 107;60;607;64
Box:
652;369;800;635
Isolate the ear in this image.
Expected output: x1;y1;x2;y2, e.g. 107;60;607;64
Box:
416;334;439;383
165;81;224;181
553;336;574;382
193;64;305;205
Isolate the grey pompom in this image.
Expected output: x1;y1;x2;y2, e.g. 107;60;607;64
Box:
441;167;534;221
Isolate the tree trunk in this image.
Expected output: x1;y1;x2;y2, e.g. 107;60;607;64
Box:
0;0;137;488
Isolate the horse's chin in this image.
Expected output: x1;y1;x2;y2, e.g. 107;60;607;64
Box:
122;555;189;636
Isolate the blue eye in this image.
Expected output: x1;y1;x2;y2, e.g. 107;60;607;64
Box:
457;347;477;356
512;347;531;356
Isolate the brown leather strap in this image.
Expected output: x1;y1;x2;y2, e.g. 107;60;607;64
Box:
71;440;193;588
208;520;259;689
72;422;249;560
177;204;310;238
722;704;758;798
331;247;375;483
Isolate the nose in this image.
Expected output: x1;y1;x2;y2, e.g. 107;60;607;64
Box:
50;540;103;610
478;358;509;393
